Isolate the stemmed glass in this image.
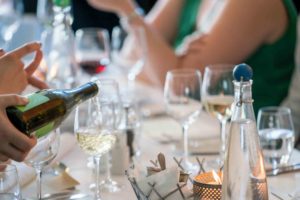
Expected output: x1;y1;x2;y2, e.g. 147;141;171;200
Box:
74;99;116;199
111;25;146;97
0;163;21;199
0;0;23;50
75;28;110;80
257;107;295;168
164;69;202;171
201;64;234;164
24;129;60;200
94;79;123;193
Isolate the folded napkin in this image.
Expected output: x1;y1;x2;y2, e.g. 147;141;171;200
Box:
13;132;77;188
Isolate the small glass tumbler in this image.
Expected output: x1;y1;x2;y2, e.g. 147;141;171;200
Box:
0;163;21;199
257;106;295;168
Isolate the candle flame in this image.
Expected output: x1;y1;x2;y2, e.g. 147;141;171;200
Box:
211;170;222;184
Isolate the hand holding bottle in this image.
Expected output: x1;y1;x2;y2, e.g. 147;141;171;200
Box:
0;94;37;162
0;42;48;94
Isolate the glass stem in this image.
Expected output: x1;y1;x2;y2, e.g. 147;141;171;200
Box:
94;156;102;200
105;152;112;182
182;125;189;163
35;167;42;200
219;119;228;163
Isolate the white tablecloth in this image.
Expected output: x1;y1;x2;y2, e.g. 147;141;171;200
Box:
21;112;300;200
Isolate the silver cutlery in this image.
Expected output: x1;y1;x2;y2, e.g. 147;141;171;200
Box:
266;163;300;176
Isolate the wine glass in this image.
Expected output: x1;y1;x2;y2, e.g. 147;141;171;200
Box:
75;28;110;80
24;129;60;200
111;25;146;96
257;106;295;168
0;163;21;199
164;69;202;171
201;64;234;165
0;0;23;50
74;99;116;199
93;79;123;193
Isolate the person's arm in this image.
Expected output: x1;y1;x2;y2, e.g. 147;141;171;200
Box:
139;0;289;86
0;42;48;94
181;0;287;66
87;0;184;43
0;94;37;162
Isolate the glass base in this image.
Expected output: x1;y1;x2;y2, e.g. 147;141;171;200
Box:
100;179;123;193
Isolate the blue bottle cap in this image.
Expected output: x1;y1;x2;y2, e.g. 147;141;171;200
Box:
233;63;253;81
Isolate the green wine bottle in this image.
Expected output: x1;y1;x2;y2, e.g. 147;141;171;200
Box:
6;82;99;138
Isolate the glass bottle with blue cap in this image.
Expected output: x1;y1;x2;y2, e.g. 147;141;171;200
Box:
221;63;268;200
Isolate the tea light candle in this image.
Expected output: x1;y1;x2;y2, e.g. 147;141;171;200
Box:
193;170;222;200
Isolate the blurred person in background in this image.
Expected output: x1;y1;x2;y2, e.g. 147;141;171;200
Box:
282;15;300;149
21;0;157;35
87;0;297;114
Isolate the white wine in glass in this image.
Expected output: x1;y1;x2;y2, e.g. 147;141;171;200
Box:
76;127;116;156
201;64;234;164
74;99;116;200
164;69;202;172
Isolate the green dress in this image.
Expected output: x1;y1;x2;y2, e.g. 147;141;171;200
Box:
173;0;297;114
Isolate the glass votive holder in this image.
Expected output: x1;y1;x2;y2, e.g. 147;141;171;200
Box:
193;171;222;200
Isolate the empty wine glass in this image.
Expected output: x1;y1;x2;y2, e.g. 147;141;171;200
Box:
257;106;295;168
93;79;123;193
0;163;21;200
201;64;234;164
0;0;23;50
75;28;110;80
164;69;202;171
24;129;60;200
111;25;146;96
74;99;116;199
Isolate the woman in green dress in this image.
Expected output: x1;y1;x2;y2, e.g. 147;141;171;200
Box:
87;0;297;113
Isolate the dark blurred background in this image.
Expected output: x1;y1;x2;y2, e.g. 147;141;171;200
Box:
22;0;157;34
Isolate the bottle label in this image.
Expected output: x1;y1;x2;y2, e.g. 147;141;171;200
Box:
16;93;54;138
16;93;49;112
35;122;55;138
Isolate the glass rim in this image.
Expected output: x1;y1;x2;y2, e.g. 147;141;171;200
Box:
167;68;201;77
258;106;291;116
75;27;109;36
0;163;17;172
205;64;235;72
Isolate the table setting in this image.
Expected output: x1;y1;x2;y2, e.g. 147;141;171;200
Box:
0;1;300;199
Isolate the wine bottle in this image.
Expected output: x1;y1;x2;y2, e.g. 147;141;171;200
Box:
6;82;99;138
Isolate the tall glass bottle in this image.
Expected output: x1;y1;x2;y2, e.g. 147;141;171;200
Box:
45;0;76;89
221;64;268;200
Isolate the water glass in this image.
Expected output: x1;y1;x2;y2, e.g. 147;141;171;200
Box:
257;106;295;168
0;164;21;200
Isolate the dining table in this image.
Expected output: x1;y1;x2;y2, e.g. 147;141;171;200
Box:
19;79;300;200
8;14;300;200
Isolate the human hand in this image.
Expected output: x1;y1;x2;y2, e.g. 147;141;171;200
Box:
87;0;136;16
177;32;208;56
0;94;37;162
0;42;48;94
